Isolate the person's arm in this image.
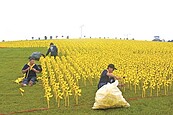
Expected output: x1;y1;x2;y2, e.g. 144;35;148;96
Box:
32;65;41;73
32;68;40;73
22;66;30;74
37;65;42;72
106;72;121;80
41;53;45;58
46;48;50;56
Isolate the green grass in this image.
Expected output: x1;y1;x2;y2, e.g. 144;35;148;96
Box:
0;47;173;115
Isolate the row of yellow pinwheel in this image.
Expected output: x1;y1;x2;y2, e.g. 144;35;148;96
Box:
6;39;173;99
39;57;53;108
39;56;82;108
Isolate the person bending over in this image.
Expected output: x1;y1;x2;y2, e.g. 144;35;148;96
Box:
46;43;58;57
98;64;121;89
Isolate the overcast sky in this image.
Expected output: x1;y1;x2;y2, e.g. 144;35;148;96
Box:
0;0;172;41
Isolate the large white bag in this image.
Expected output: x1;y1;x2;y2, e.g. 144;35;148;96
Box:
92;80;130;109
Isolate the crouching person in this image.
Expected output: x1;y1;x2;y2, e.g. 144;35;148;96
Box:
98;64;120;89
21;57;41;87
92;64;130;109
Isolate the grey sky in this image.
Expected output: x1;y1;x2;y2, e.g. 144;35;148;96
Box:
0;0;172;41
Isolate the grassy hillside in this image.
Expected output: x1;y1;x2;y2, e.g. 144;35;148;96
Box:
0;44;173;115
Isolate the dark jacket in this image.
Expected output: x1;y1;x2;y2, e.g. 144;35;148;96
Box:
98;70;115;89
46;45;58;56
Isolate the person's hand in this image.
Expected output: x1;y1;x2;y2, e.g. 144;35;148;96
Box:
22;67;30;74
26;67;30;71
32;68;36;72
116;76;121;80
32;68;40;73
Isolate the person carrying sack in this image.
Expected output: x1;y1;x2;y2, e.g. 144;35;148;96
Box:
21;57;41;87
98;64;120;89
92;64;130;109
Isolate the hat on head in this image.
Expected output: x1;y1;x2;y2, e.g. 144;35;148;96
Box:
107;64;117;70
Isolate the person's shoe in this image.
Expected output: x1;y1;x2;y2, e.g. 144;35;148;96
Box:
21;83;27;87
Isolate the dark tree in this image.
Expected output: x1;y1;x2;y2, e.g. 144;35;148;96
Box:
168;40;173;42
152;38;162;42
67;36;69;39
45;36;47;40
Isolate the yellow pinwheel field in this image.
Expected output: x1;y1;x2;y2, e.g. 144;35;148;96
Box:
1;39;173;109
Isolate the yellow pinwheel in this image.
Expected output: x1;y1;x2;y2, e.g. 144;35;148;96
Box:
19;88;24;96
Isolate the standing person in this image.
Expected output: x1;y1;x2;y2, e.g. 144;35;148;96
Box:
21;57;41;87
98;64;121;89
46;43;58;57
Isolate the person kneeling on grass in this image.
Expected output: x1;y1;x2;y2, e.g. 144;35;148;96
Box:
21;57;41;87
